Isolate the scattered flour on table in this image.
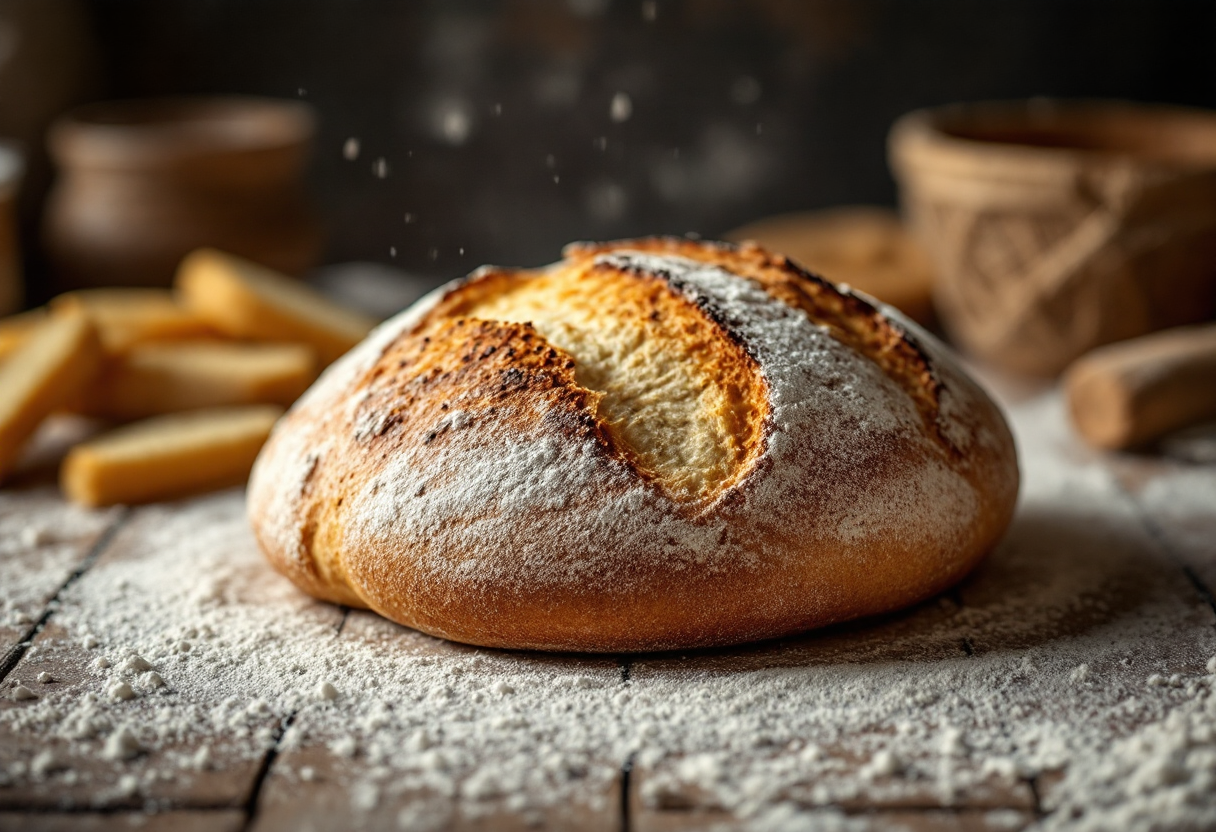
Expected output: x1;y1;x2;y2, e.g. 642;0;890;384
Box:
0;392;1214;830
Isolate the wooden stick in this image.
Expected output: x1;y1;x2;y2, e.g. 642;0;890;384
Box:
1064;323;1216;449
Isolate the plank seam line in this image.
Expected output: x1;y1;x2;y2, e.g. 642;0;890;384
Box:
335;606;352;636
0;507;130;686
1026;774;1045;816
1119;484;1216;626
241;710;297;831
619;751;636;832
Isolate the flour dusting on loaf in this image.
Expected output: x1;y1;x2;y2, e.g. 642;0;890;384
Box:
248;238;1018;652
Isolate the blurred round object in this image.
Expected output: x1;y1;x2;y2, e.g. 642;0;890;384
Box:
890;99;1216;377
44;96;323;289
0;142;23;316
726;206;936;326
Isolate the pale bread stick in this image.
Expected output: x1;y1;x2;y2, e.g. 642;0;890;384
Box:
51;288;216;354
76;341;318;420
176;249;377;365
0;310;102;481
61;405;283;507
0;307;48;363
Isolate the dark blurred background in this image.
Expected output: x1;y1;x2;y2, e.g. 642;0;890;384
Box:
5;0;1216;297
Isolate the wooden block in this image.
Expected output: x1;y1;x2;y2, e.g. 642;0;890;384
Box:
76;341;317;420
51;288;217;355
0;310;102;482
1064;323;1216;450
177;249;376;365
0;307;48;363
61;406;283;507
0;809;245;832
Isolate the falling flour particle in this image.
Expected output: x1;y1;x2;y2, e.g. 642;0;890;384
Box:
300;766;316;782
108;682;135;701
372;158;389;179
10;685;35;701
103;726;141;761
343;138;360;160
1208;656;1216;675
317;681;339;701
609;92;632;123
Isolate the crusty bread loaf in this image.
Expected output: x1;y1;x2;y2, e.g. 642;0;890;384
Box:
248;238;1019;652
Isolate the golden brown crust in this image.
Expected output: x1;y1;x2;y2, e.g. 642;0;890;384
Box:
248;238;1019;652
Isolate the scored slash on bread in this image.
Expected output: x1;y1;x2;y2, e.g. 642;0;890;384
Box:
0;310;103;481
74;341;319;420
249;237;1019;653
61;405;284;507
176;248;378;366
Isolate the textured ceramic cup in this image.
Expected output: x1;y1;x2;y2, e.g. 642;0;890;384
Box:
44;96;322;289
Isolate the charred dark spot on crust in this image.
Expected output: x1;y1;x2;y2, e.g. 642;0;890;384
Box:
353;317;611;464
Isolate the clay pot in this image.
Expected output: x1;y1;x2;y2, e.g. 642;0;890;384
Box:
44;96;323;289
890;100;1216;376
0;143;22;316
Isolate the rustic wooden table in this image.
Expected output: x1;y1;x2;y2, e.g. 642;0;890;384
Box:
1;374;1214;832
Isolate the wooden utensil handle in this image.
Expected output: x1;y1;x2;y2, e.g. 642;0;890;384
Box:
1065;323;1216;449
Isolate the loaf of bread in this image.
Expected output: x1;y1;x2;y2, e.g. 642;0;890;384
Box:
248;238;1019;652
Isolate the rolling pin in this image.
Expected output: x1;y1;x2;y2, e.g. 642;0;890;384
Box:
1065;323;1216;450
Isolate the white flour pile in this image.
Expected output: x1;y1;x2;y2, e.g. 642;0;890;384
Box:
1;390;1215;831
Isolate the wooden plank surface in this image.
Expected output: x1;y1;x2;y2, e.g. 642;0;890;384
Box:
249;609;623;832
0;386;1213;830
0;487;120;658
0;494;345;811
